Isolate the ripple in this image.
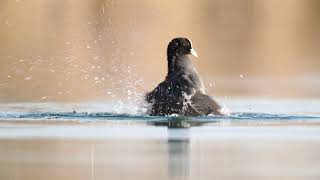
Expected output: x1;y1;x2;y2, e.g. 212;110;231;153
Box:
0;111;319;122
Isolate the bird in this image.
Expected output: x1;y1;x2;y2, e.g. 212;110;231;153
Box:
145;37;224;116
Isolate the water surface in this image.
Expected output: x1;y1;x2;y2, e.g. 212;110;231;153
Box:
0;98;319;180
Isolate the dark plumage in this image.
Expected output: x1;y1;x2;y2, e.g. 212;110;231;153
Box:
145;37;223;116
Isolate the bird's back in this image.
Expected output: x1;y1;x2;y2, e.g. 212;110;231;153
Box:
146;69;220;116
145;74;193;116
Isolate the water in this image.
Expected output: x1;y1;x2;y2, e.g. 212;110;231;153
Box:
0;98;320;180
0;98;319;122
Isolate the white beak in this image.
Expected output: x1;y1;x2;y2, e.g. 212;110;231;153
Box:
190;48;198;58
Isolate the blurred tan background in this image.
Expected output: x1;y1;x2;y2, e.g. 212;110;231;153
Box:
0;0;319;101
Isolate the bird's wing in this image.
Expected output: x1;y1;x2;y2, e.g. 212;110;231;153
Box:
145;84;159;103
190;91;222;115
145;81;168;103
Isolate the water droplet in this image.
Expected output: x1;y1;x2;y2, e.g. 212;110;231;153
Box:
25;76;32;80
5;20;12;27
108;17;112;25
240;74;244;79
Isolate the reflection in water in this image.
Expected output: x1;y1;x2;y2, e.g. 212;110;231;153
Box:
0;123;320;180
167;129;190;180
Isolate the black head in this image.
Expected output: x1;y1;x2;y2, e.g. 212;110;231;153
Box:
166;37;198;74
167;37;197;59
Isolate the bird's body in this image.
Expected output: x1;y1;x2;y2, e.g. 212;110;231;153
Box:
145;38;223;116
